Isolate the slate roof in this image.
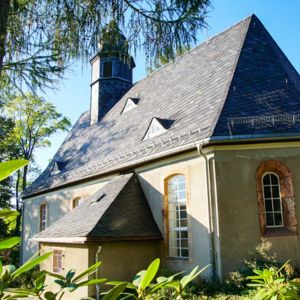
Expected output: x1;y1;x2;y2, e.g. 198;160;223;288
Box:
33;173;162;242
24;14;300;198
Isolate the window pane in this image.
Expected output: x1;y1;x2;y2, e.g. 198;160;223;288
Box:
180;219;188;227
273;199;281;211
272;186;280;198
266;213;274;226
181;249;189;258
265;200;272;212
103;62;112;77
270;174;278;185
274;213;283;226
263;174;271;185
264;186;271;199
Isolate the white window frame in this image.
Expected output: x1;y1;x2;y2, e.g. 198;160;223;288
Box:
167;175;189;259
143;118;167;140
262;172;284;228
52;249;64;274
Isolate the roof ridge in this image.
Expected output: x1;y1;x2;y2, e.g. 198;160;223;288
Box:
210;15;253;135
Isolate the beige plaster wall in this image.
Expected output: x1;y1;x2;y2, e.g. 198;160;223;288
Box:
40;243;90;300
40;241;161;299
88;241;162;295
136;152;212;276
22;177;111;263
213;144;300;279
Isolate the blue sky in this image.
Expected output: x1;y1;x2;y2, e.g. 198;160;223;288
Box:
35;0;300;171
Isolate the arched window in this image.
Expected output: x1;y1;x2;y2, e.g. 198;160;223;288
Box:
72;197;83;208
262;173;283;228
166;175;189;258
40;204;47;231
256;160;297;236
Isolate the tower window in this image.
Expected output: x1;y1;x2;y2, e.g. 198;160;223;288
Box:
103;62;112;78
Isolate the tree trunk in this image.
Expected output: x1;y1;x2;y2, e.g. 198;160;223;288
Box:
0;0;9;76
14;166;27;236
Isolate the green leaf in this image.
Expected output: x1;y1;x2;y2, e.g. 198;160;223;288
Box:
102;282;128;300
54;279;66;288
0;160;28;181
11;251;52;279
44;291;56;300
0;237;20;251
4;288;37;296
180;264;210;289
138;258;160;291
77;278;106;287
0;211;19;219
46;271;65;280
107;281;136;290
64;283;78;292
73;261;101;283
65;269;76;282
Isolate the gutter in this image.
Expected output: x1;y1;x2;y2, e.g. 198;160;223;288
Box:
196;141;218;280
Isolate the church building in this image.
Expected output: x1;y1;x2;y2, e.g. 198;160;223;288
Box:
22;15;300;299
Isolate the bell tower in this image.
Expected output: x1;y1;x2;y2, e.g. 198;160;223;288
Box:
90;21;135;125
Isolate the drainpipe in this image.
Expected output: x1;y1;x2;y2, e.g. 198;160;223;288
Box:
95;246;102;300
196;142;217;280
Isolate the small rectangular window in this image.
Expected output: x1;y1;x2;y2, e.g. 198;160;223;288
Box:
53;250;63;273
103;62;112;78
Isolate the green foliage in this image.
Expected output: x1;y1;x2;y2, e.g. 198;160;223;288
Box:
0;161;28;182
247;261;300;300
105;259;209;300
4;94;71;160
1;0;211;94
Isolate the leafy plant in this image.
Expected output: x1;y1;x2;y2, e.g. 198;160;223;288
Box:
105;258;209;300
159;265;210;299
247;261;300;300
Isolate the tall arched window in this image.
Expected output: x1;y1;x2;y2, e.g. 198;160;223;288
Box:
166;175;189;258
262;172;283;228
256;160;297;236
40;204;47;231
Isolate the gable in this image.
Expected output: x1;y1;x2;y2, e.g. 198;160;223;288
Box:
122;97;139;113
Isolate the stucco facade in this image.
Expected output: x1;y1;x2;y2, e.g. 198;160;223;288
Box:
22;177;112;262
210;142;300;279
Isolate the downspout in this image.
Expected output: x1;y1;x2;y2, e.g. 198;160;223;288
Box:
95;246;102;300
196;142;217;280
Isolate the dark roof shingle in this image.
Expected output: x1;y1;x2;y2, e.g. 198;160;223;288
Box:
33;173;162;242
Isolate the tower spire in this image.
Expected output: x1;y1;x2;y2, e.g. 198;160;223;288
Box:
90;21;135;125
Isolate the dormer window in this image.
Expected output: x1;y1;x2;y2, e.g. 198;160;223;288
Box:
143;117;174;140
51;160;67;175
102;62;112;78
122;98;139;113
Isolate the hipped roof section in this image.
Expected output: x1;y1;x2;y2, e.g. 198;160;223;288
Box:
24;14;300;197
33;174;162;243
